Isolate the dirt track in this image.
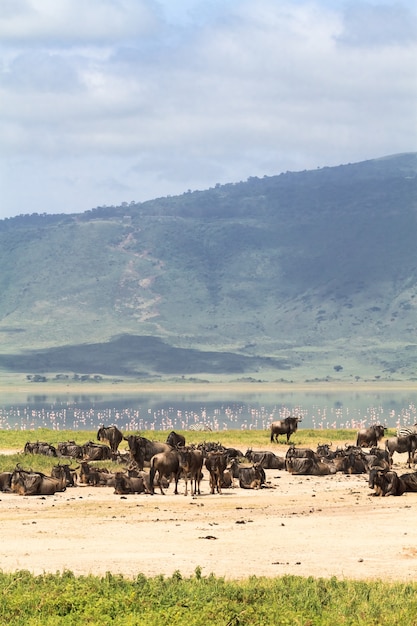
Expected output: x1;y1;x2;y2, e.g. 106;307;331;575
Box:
1;445;417;581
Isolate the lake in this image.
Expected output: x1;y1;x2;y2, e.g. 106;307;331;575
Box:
0;389;415;432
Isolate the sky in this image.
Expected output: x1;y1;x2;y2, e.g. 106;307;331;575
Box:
0;0;416;219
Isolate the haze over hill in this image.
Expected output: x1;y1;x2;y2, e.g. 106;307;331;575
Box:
1;153;416;383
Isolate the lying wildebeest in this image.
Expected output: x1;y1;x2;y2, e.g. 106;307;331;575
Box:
127;465;167;494
223;447;244;460
82;441;112;461
124;435;172;471
286;445;318;460
356;424;386;448
270;417;302;443
149;450;181;495
399;471;417;492
114;472;146;495
343;450;369;474
24;441;57;457
316;443;334;458
0;471;12;491
238;464;266;489
79;461;115;486
368;468;406;496
166;431;186;448
245;449;285;470
57;440;84;459
97;425;123;455
365;446;391;470
177;446;204;496
286;456;336;476
51;463;78;487
10;465;66;496
385;435;417;468
285;446;319;471
205;451;228;494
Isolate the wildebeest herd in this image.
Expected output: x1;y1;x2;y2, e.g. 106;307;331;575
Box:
1;418;417;498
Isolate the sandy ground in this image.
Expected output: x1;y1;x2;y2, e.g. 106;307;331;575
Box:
1;443;417;582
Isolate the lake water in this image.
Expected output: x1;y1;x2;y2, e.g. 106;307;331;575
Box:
0;389;415;432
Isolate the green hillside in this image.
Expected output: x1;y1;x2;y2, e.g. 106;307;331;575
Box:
1;153;416;382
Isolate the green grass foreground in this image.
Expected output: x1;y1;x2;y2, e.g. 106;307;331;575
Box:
1;570;416;626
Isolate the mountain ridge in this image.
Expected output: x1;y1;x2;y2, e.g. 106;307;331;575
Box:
1;152;416;382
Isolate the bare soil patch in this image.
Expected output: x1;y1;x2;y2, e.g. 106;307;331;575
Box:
1;443;416;581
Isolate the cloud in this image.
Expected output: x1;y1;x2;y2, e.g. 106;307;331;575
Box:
338;2;417;47
0;0;416;218
0;0;160;44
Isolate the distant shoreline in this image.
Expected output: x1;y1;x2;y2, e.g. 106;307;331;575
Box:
0;379;415;397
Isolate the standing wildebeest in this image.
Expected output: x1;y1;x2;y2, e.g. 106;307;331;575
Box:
149;449;181;495
205;451;228;494
356;424;386;448
177;446;204;496
97;425;123;456
166;431;186;448
270;417;302;443
385;435;417;468
124;435;172;471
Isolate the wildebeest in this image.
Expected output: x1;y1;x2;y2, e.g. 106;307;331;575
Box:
286;456;336;476
166;431;186;448
356;424;386;448
399;471;417;492
24;441;57;457
97;425;123;455
205;451;228;494
177;446;204;496
114;472;146;495
79;461;115;486
340;449;369;474
0;472;12;491
149;450;181;495
285;446;319;471
57;441;84;459
270;417;302;443
238;464;266;489
316;443;333;458
124;435;172;471
365;447;391;470
245;449;285;470
385;435;417;468
51;463;78;487
10;465;66;495
368;468;406;496
82;441;112;461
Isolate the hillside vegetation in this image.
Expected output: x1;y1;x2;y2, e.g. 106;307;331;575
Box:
0;153;416;382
